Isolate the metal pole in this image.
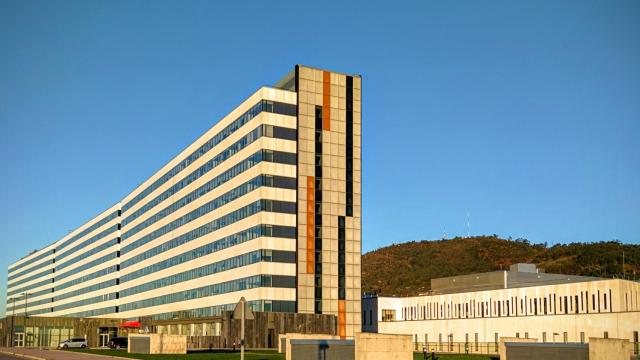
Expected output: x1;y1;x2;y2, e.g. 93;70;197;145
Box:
24;292;30;347
240;299;245;360
10;297;16;347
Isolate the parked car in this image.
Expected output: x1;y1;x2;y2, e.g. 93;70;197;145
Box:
58;338;87;349
108;337;128;349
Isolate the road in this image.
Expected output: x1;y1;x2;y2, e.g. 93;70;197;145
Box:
0;348;126;360
0;354;22;360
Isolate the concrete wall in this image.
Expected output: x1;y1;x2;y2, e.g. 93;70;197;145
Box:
354;333;412;360
289;339;354;360
129;334;187;354
499;337;537;360
588;337;634;360
281;333;340;360
504;343;588;360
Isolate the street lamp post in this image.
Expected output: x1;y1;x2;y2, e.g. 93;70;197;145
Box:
22;292;32;347
8;297;16;347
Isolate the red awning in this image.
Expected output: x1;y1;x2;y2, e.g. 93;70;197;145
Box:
119;321;141;328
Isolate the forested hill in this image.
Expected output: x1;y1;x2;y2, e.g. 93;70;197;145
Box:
362;236;640;296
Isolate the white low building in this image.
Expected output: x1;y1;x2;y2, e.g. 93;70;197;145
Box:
362;264;640;355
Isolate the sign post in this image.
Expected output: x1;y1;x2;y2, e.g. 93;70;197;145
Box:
232;297;254;360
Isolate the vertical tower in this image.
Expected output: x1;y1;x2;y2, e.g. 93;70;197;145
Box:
294;65;362;338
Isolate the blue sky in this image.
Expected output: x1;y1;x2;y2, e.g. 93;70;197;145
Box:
0;0;638;317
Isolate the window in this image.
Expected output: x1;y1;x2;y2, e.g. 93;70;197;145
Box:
580;332;585;344
604;331;609;339
382;309;395;322
345;75;354;217
542;332;547;343
563;332;568;343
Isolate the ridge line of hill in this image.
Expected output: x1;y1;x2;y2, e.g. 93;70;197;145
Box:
362;235;639;296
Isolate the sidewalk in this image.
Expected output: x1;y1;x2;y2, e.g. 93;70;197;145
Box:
0;348;129;360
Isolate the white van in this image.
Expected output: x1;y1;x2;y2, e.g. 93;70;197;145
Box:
58;338;87;349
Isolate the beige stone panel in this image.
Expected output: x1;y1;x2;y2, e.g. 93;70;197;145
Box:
355;333;413;360
353;76;361;89
299;66;313;80
263;112;297;129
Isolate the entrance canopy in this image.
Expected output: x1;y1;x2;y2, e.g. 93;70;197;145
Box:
119;321;141;328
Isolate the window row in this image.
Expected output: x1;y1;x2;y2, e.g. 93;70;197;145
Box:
122;100;296;213
9;223;117;286
345;75;354;217
64;306;116;318
120;249;295;298
55;237;118;273
8;249;55;279
8;296;52;313
9;210;119;276
152;299;296;321
121;196;296;255
122;171;295;243
54;252;118;283
8;277;52;298
55;224;119;262
53;292;117;313
121;224;295;281
11;278;120;313
399;289;615;321
55;265;118;293
53;279;118;302
119;274;296;312
123;148;261;229
7;266;52;289
122;125;295;229
54;210;120;253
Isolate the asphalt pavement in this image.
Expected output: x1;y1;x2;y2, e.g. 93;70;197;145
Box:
0;353;22;360
0;348;127;360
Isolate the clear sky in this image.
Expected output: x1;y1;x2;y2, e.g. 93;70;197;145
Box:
0;0;639;317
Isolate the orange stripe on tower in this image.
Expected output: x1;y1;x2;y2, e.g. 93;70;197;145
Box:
306;176;315;274
338;299;346;339
322;71;331;131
